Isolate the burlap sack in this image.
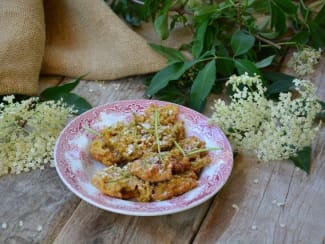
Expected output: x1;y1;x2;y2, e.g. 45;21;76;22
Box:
0;0;45;95
41;0;167;80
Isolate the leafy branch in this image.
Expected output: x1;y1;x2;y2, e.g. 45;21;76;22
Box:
40;75;92;114
110;0;324;173
110;0;324;112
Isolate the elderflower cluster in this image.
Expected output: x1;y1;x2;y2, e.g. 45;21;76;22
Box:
210;73;322;162
288;47;322;77
0;96;76;176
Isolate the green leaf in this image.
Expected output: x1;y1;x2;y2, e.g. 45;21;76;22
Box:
155;84;186;105
316;100;325;120
271;3;287;35
40;75;87;99
154;1;172;40
200;47;216;59
255;55;275;68
264;71;295;97
260;31;280;40
272;0;297;15
149;43;185;62
263;71;295;83
248;0;271;13
291;31;310;45
309;22;325;48
231;30;255;57
194;4;220;18
50;92;92;114
39;74;92;114
189;60;216;112
124;13;141;27
234;59;261;75
143;0;160;19
313;2;325;27
290;146;311;174
145;61;196;96
216;46;235;76
192;18;209;58
217;58;235;76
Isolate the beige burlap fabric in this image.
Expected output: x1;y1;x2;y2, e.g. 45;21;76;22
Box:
136;22;193;49
0;0;45;95
41;0;167;80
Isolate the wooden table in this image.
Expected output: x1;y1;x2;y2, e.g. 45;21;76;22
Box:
1;58;324;244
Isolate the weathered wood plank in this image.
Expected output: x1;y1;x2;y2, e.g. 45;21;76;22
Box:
0;76;152;243
193;55;325;243
70;76;150;107
54;200;211;244
0;168;80;243
194;129;325;243
0;75;75;244
53;76;213;243
2;56;324;243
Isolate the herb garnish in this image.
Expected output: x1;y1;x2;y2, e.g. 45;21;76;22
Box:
174;141;220;156
154;109;163;161
83;126;101;136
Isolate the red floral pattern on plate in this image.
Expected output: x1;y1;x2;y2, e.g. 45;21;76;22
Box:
54;99;233;216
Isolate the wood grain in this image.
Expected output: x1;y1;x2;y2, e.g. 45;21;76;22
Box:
0;76;149;243
0;168;80;243
54;201;211;244
193;55;325;243
1;57;324;243
53;77;213;244
70;76;150;107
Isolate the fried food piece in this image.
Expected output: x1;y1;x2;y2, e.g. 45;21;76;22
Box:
92;165;152;202
90;104;212;202
90;104;186;166
165;148;191;174
134;104;185;152
178;136;207;156
178;137;211;172
158;121;185;150
102;122;142;162
190;156;211;172
89;138;121;166
137;104;179;125
151;170;198;201
130;152;173;182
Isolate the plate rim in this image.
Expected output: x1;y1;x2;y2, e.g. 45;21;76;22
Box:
54;99;233;216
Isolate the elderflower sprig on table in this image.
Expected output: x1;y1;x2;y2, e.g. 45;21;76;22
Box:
288;47;322;77
0;96;76;176
210;73;322;171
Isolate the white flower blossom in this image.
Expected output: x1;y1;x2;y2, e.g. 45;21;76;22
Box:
210;74;322;162
0;96;76;176
288;47;322;77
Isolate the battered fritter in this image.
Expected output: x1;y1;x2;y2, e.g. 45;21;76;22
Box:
89;104;212;202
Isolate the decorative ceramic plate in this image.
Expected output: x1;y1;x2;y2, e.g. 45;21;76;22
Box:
54;99;233;216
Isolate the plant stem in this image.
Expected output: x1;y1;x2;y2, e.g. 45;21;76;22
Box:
187;147;220;156
174;141;186;156
199;56;233;63
257;38;297;49
131;0;144;5
83;126;101;136
255;35;282;49
154;110;163;161
174;139;220;157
